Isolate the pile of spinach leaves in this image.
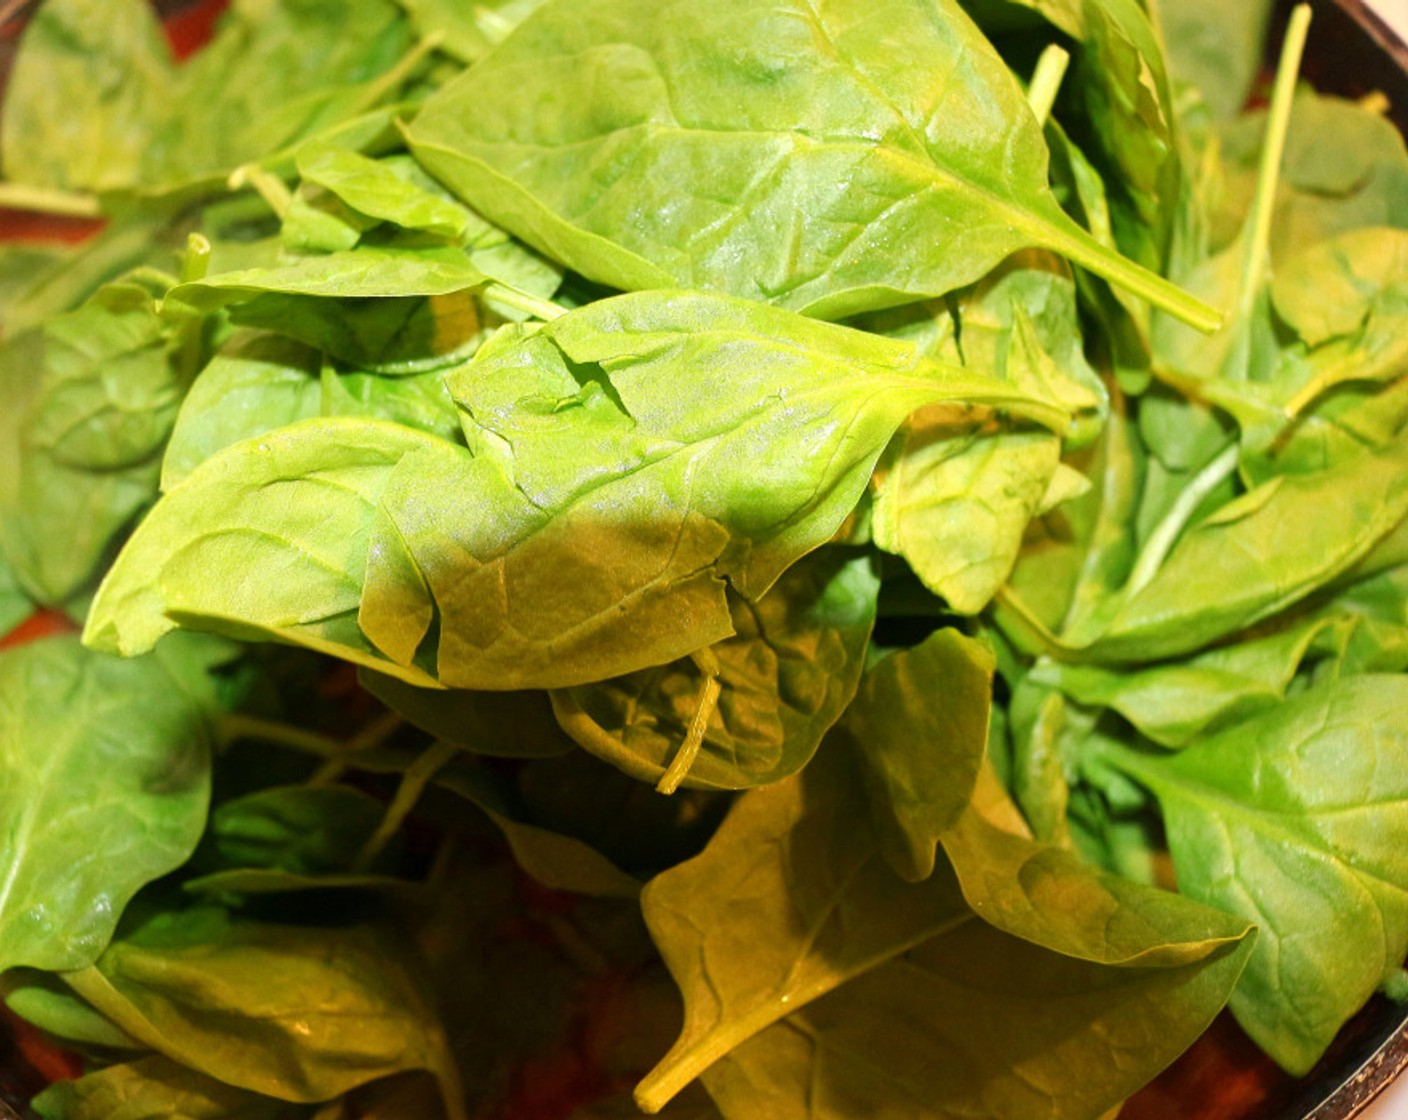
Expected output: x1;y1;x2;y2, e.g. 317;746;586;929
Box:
2;0;1408;1117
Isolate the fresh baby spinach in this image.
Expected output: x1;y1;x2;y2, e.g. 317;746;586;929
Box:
3;0;1408;1117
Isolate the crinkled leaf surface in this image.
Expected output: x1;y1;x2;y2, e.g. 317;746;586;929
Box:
553;548;879;790
65;905;463;1113
1096;675;1408;1073
640;741;1251;1115
406;0;1217;327
0;0;174;192
0;635;219;974
0;277;187;605
88;291;1063;689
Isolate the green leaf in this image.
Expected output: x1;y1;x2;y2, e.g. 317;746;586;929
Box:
32;1054;310;1120
638;743;1252;1115
85;417;445;687
1065;0;1182;271
1094;675;1408;1073
295;147;471;241
0;553;31;638
65;906;464;1115
162;333;324;490
1212;91;1408;259
396;0;548;64
434;765;643;898
168;245;487;310
635;747;974;1112
198;785;403;878
844;629;993;882
163;328;468;491
0;276;189;605
0;635;219;974
699;903;1250;1120
88;291;1064;689
406;0;1219;328
163;0;416;187
360;671;573;757
1158;0;1276;119
874;419;1062;614
1086;437;1408;661
1037;614;1343;748
2;967;144;1052
0;0;174;193
553;549;879;790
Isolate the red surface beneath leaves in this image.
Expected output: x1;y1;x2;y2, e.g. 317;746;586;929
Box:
0;610;78;650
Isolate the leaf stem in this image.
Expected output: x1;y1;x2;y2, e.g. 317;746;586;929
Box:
1025;45;1071;128
1122;442;1239;599
0;181;102;218
181;233;212;284
346;30;444;119
230;164;294;219
656;651;722;795
354;740;461;871
483;280;567;321
1226;4;1311;380
1046;220;1223;334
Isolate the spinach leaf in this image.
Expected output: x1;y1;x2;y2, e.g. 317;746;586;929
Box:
360;671;574;758
2;968;144;1052
396;0;549;64
87;291;1064;689
0;275;193;605
432;765;643;898
874;418;1063;614
635;747;976;1112
196;785;404;879
1091;675;1408;1073
1037;615;1344;748
0;635;220;974
843;629;994;882
699;902;1249;1120
0;555;30;638
0;0;174;194
1157;0;1276;120
161;333;324;490
168;245;487;309
295;147;471;242
406;0;1219;328
1087;437;1408;661
1212;91;1408;259
64;905;465;1116
162;329;466;490
31;1054;309;1120
553;549;878;791
639;741;1251;1115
